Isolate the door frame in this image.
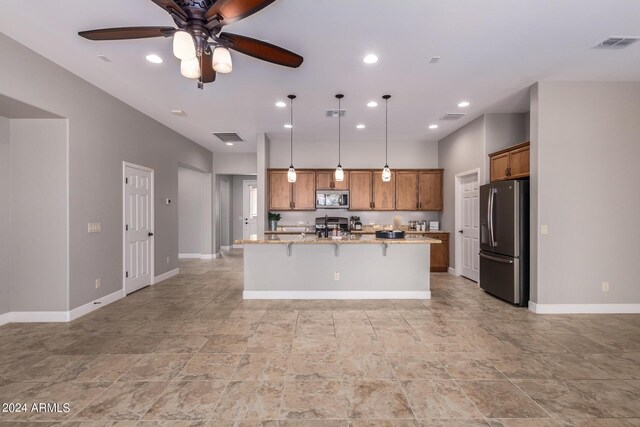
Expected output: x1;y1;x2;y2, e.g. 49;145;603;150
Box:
454;168;480;280
242;179;258;241
122;161;155;294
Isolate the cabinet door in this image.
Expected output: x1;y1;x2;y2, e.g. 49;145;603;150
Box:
490;153;510;182
428;233;449;272
372;171;395;210
332;171;349;190
316;171;333;190
419;171;443;211
509;145;530;179
269;170;292;210
395;171;419;210
349;171;372;210
292;171;316;210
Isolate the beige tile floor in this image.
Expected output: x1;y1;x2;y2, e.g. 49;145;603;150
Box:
1;249;640;426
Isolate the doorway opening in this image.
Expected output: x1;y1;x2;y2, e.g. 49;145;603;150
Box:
454;168;480;282
123;162;154;295
178;166;212;260
243;180;258;240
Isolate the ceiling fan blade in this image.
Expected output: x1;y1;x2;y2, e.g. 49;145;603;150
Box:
149;0;187;20
78;27;176;41
205;0;276;26
219;33;303;68
200;50;217;83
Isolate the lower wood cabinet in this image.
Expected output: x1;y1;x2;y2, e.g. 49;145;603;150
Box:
427;232;450;272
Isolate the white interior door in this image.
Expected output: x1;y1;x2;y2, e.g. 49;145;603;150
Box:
124;163;154;294
460;174;480;282
243;180;258;240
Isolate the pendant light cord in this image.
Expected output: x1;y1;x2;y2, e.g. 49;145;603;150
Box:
338;97;341;165
290;97;294;166
385;96;388;165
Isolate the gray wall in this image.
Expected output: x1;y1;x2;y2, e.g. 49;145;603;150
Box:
531;81;640;304
232;175;258;242
179;167;206;254
10;119;68;311
0;34;212;310
0;117;10;315
219;175;232;247
438;116;485;267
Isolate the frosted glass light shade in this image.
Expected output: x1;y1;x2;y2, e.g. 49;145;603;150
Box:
335;165;344;182
213;47;233;73
180;57;201;79
382;165;391;182
173;30;196;60
287;166;297;183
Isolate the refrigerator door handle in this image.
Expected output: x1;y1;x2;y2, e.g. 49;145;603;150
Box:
488;188;496;247
479;252;513;264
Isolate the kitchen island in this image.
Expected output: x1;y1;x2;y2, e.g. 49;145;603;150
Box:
235;234;440;299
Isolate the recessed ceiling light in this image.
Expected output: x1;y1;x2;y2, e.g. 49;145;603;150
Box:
356;124;366;129
457;101;470;108
275;101;286;108
363;54;378;64
284;124;293;129
428;124;438;129
145;54;163;64
367;101;378;108
225;142;234;146
171;109;186;116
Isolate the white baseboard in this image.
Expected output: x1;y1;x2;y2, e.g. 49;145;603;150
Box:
69;289;125;321
220;245;231;251
154;268;179;284
200;254;215;259
0;312;13;327
243;291;431;300
448;267;456;275
178;253;201;259
233;244;243;249
529;301;640;314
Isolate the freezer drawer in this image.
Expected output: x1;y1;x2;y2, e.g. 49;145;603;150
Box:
479;250;527;306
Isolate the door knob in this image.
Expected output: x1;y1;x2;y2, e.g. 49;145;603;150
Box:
458;230;463;233
148;232;154;236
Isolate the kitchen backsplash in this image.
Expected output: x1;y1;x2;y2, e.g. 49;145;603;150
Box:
271;209;440;228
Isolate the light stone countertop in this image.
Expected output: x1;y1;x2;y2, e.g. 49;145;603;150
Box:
235;234;441;245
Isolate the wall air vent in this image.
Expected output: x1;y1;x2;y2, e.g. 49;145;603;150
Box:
592;37;639;49
325;109;347;118
212;132;244;143
440;113;466;121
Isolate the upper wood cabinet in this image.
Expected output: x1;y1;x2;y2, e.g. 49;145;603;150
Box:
349;171;373;210
395;170;443;211
316;170;349;190
372;171;396;210
489;141;530;182
268;170;316;210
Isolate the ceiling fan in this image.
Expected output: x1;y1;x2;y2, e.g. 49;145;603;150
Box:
78;0;304;88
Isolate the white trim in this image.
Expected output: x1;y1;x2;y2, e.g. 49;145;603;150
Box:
243;291;431;300
179;253;203;259
8;311;69;323
200;253;215;259
454;168;481;280
529;301;640;314
448;267;456;275
153;268;179;284
233;244;244;249
68;289;125;321
0;312;11;327
220;245;231;251
122;161;155;296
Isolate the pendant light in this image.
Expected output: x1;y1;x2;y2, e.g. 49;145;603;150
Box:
335;94;345;182
287;94;297;183
381;94;392;182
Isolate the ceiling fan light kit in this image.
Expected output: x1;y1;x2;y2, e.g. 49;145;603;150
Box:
381;94;392;182
78;0;304;88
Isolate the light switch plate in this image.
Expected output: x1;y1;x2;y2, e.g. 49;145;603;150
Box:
540;224;548;235
88;223;102;233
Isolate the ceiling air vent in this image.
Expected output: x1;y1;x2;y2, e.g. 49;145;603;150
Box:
212;132;244;143
593;37;639;49
325;109;347;118
440;113;466;121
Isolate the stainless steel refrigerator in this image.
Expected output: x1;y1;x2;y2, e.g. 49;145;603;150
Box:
479;179;529;306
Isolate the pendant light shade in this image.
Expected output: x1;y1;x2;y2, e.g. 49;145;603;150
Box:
180;57;201;79
287;94;297;183
335;94;345;182
173;30;196;60
381;94;392;182
212;47;233;73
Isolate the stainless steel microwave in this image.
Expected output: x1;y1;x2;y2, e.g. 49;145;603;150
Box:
316;190;349;209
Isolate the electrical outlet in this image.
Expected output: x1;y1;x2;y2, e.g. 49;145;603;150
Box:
334;272;340;281
540;224;548;235
602;281;610;292
166;256;170;264
95;278;101;289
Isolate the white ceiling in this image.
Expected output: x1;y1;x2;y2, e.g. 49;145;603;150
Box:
1;0;639;153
